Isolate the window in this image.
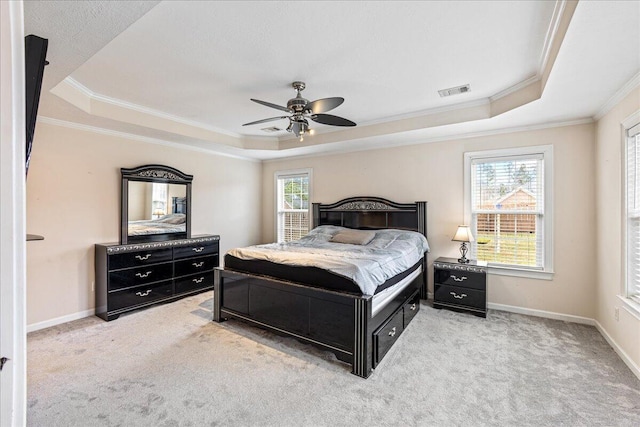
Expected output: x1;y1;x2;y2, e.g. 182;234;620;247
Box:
464;146;553;279
275;169;312;243
151;183;168;219
625;118;640;304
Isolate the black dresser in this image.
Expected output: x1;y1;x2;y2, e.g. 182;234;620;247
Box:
95;235;219;321
433;257;487;318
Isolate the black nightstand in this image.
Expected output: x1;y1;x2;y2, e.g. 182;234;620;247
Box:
433;257;487;318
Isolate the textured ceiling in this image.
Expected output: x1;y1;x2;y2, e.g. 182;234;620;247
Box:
24;1;640;160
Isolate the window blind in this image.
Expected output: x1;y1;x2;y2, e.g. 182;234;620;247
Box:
470;154;544;268
151;183;168;217
627;132;640;303
276;172;310;243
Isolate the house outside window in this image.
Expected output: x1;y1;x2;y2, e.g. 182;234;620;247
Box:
624;114;640;306
275;169;312;243
464;145;553;279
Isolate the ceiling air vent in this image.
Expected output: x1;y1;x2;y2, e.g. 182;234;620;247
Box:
261;126;282;132
438;84;471;97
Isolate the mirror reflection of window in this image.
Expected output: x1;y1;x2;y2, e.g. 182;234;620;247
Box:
151;183;168;219
128;182;188;222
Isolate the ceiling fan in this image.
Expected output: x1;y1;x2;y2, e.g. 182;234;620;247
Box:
243;81;356;140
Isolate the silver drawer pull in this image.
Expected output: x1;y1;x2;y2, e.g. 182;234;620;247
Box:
135;271;152;278
388;327;396;337
450;292;467;299
135;254;151;261
192;247;205;253
135;290;152;297
192;262;204;268
410;303;417;311
192;277;204;284
451;275;467;282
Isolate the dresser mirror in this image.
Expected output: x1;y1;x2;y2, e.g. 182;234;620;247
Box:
120;165;192;244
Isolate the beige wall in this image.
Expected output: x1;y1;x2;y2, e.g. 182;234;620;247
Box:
26;122;262;326
595;87;640;371
263;123;597;318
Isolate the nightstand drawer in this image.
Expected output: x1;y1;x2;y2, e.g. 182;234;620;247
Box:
435;269;485;290
434;284;485;310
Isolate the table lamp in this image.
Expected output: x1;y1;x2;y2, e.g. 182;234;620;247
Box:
452;225;475;264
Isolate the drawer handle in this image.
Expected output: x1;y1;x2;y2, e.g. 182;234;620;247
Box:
135;254;151;261
192;262;204;268
410;303;417;311
388;326;397;337
450;292;467;299
192;247;205;253
135;290;152;297
135;271;152;278
192;277;205;284
451;275;467;282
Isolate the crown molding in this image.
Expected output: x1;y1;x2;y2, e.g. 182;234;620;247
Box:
538;0;567;76
37;116;260;162
594;71;640;121
61;78;241;138
489;75;540;103
264;117;594;163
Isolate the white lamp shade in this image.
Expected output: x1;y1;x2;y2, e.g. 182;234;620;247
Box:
452;225;475;243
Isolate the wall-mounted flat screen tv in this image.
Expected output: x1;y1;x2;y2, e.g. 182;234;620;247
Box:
25;34;48;176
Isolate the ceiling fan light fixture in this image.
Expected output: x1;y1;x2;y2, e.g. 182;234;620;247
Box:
243;82;356;138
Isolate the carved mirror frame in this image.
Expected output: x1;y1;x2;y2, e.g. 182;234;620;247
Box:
120;164;193;245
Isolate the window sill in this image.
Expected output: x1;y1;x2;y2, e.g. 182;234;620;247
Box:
617;295;640;321
487;265;554;281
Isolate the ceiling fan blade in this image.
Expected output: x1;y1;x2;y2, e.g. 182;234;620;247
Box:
291;121;302;137
250;98;291;113
306;97;344;114
310;114;356;127
242;116;289;126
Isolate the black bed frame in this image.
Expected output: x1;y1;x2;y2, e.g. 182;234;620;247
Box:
214;197;427;378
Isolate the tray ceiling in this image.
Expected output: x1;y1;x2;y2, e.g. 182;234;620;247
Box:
25;1;640;160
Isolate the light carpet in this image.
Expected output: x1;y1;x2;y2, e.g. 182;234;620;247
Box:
27;292;640;426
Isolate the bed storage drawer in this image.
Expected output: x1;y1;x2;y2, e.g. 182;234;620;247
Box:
374;308;404;366
109;248;173;270
108;262;173;290
403;292;420;327
174;242;218;260
108;280;173;311
175;271;214;295
174;255;218;277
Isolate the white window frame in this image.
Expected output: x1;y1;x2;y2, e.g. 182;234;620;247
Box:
621;110;640;318
274;168;312;243
464;145;554;280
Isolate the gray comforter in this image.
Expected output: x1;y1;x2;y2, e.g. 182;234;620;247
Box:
227;225;430;295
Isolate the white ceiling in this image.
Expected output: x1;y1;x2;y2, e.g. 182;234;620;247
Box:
24;1;640;160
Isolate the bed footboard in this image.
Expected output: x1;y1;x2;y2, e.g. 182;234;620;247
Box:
214;268;421;378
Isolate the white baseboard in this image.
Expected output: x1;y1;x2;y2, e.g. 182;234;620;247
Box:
594;320;640;380
27;308;95;333
487;302;595;325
